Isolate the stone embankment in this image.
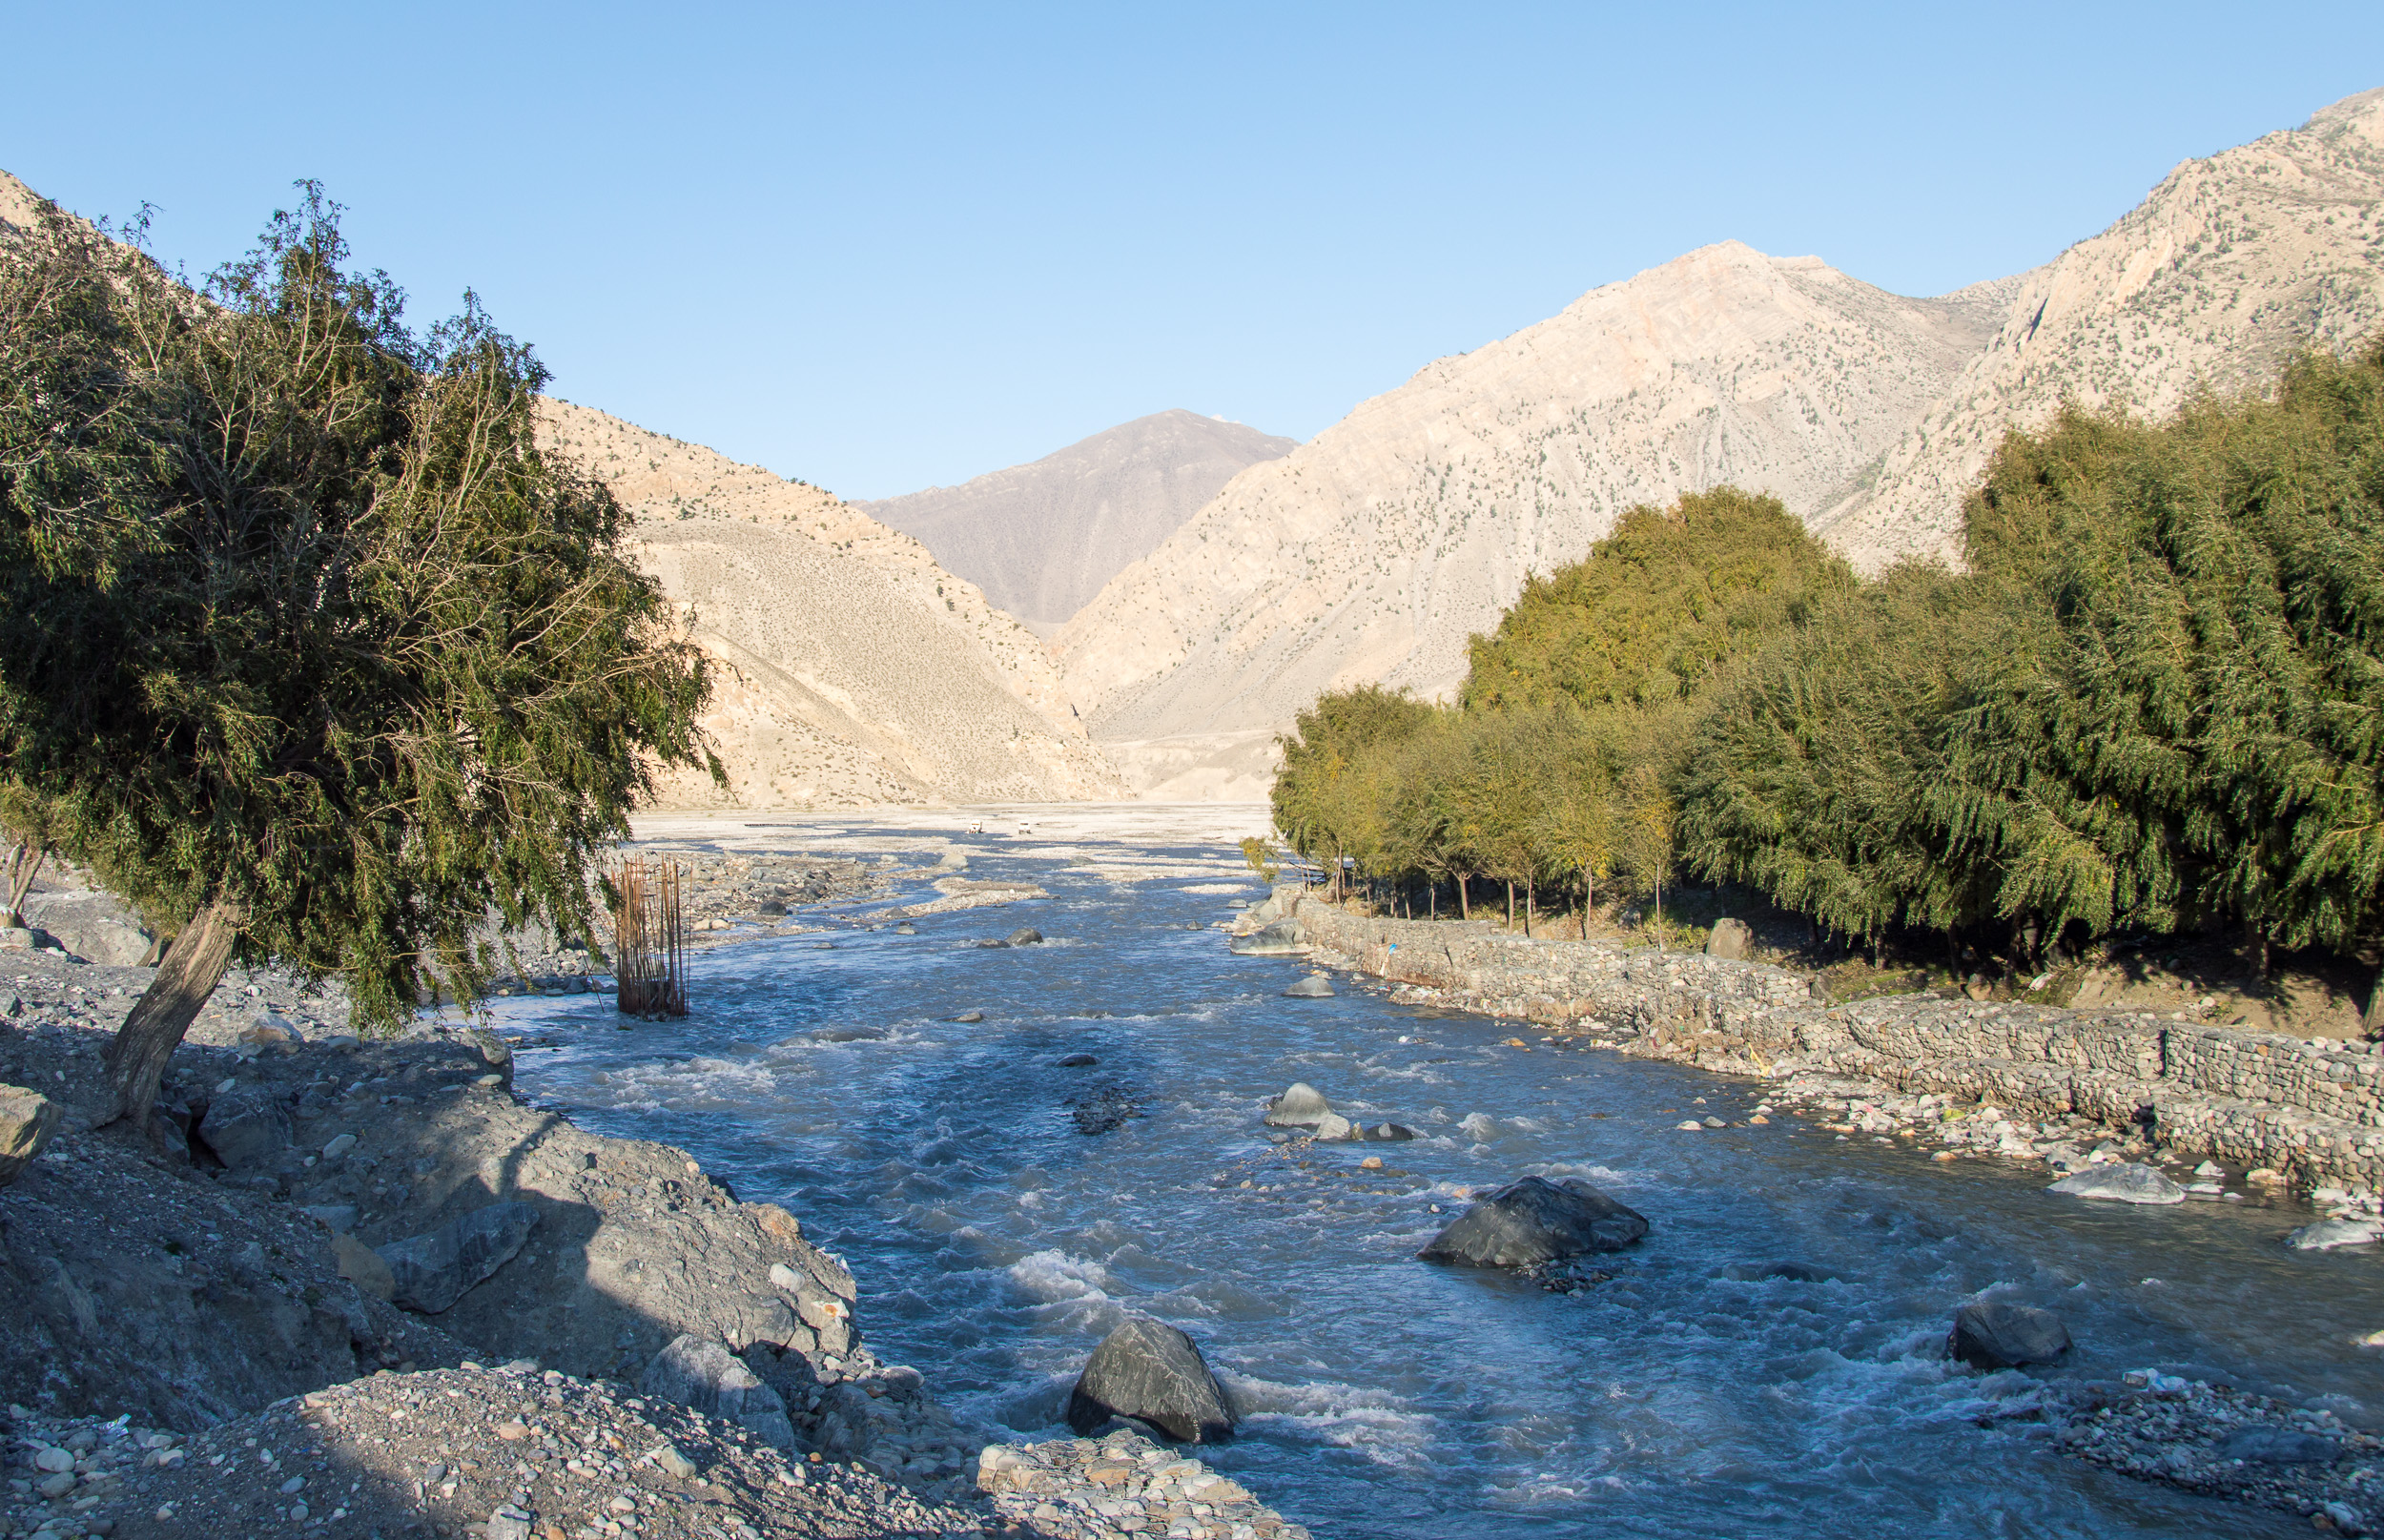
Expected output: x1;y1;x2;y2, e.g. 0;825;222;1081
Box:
1273;890;2384;1196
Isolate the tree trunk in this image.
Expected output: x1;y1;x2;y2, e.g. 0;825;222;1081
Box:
2367;961;2384;1040
101;894;243;1128
1525;878;1534;938
1505;881;1514;930
1457;874;1470;920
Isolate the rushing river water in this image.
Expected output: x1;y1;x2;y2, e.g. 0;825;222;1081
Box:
488;817;2384;1539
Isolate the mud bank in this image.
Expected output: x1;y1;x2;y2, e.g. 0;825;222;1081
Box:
1275;890;2384;1198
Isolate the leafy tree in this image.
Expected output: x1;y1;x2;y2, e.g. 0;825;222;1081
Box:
1463;487;1855;712
0;190;715;1126
1271;684;1436;898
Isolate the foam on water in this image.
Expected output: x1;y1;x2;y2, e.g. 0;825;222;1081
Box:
494;838;2344;1540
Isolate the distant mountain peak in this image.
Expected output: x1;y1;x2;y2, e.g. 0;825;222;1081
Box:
858;411;1296;632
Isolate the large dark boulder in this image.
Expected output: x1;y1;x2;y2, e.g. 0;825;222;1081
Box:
374;1201;540;1313
1947;1302;2071;1368
1418;1176;1648;1267
195;1085;293;1170
1065;1318;1235;1444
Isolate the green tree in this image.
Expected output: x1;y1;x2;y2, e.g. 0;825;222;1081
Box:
0;190;715;1126
1271;684;1436;899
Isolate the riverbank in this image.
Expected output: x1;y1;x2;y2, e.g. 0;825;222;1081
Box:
2;826;1321;1540
1273;889;2384;1200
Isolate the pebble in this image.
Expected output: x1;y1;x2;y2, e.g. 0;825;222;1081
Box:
978;1428;1308;1540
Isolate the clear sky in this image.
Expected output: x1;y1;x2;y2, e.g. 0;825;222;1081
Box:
6;4;2380;500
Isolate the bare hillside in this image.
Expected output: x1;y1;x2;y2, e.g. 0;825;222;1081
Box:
1056;242;2005;774
1819;88;2384;567
536;400;1123;807
858;409;1295;633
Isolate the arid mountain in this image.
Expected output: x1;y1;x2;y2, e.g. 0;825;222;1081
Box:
536;401;1122;807
0;169;46;235
1819;88;2384;566
1057;90;2384;797
1055;243;2010;785
858;410;1295;633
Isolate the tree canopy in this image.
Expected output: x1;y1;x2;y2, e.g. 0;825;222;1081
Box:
0;188;715;1119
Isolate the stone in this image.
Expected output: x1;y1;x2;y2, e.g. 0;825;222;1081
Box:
485;1505;534;1540
639;1334;796;1449
1704;917;1754;961
0;1083;62;1185
319;1133;357;1161
1057;1053;1099;1068
1262;1082;1331;1128
1418;1175;1649;1266
755;900;789;916
1676;1119;1705;1131
1065;1318;1236;1445
1946;1302;2071;1369
2285;1218;2384;1251
1227;921;1308;957
334;1234;397;1301
1310;1113;1353;1141
37;1472;74;1499
1364;1123;1416;1141
2046;1163;2186;1205
1007;927;1046;946
374;1201;540;1313
303;1204;360;1236
954;1010;986;1023
1282;975;1334;998
195;1085;292;1170
238;1012;305;1049
2213;1424;2341;1464
33;1447;72;1473
651;1445;699;1480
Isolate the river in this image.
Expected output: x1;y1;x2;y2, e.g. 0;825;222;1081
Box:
484;810;2380;1539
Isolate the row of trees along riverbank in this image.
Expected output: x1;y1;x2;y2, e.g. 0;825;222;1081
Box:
1269;339;2384;1027
0;189;717;1128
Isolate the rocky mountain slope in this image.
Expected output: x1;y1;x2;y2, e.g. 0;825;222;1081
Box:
1057;90;2384;793
858;409;1295;633
534;401;1122;807
1819;88;2384;566
1056;244;2011;772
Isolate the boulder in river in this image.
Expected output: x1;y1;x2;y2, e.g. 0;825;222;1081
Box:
1704;918;1754;961
1008;927;1046;946
954;1010;986;1023
640;1334;797;1449
1263;1082;1332;1128
1283;975;1334;998
2046;1163;2186;1204
373;1201;540;1313
1946;1302;2071;1369
1310;1113;1354;1141
1068;1084;1141;1136
1228;921;1308;956
2285;1218;2384;1251
1362;1122;1416;1142
2214;1424;2342;1464
1057;1053;1099;1068
1418;1175;1649;1267
1065;1318;1236;1445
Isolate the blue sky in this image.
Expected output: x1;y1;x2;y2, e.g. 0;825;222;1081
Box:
7;4;2379;499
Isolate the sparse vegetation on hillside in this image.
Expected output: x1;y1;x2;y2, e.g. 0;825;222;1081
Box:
1270;339;2384;1019
0;188;715;1122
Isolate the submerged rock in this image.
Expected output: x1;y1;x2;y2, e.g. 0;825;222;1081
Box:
375;1201;540;1313
2046;1163;2186;1205
1719;1262;1839;1283
1056;1053;1099;1068
1007;928;1045;947
1065;1318;1236;1445
640;1334;797;1449
2215;1425;2342;1465
1283;975;1334;998
1418;1176;1649;1267
1068;1085;1141;1136
1263;1082;1332;1128
2286;1218;2384;1250
1947;1302;2071;1369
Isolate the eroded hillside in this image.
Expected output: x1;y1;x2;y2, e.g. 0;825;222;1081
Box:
1056;243;2008;766
1820;88;2384;566
536;400;1121;806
